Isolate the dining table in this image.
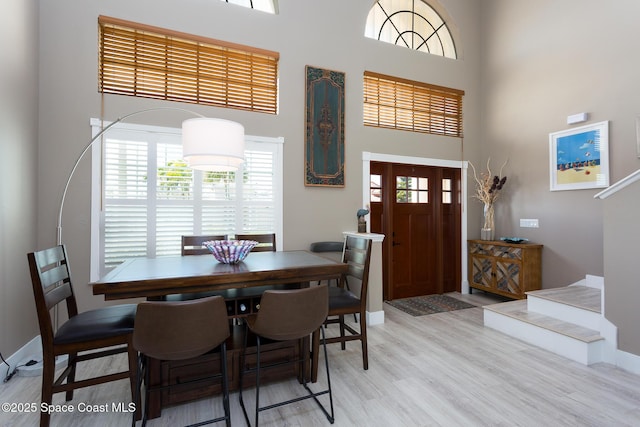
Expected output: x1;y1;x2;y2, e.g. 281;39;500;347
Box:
91;250;348;419
93;250;347;300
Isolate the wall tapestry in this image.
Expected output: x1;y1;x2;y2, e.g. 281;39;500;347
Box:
305;66;345;187
549;120;610;191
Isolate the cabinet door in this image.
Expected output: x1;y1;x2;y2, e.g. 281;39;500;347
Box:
470;254;493;289
495;259;522;296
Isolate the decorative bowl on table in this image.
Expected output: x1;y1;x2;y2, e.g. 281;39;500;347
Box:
203;240;258;264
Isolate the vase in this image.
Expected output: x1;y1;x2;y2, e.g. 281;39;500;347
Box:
481;203;495;240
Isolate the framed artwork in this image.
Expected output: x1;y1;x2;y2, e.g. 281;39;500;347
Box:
305;66;345;187
549;120;609;191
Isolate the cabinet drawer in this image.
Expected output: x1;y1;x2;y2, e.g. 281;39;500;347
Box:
469;242;522;260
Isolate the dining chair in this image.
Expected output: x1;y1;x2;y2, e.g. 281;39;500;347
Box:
325;235;372;370
235;233;276;252
182;234;227;256
238;285;334;426
27;245;139;427
310;240;358;323
164;234;228;302
132;296;231;427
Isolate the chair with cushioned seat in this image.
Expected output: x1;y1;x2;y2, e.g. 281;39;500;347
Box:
310;240;357;323
132;296;231;427
238;285;334;426
182;234;227;256
27;245;139;427
164;234;228;302
325;235;372;370
235;233;276;252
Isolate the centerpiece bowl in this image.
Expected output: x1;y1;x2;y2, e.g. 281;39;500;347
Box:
203;239;258;264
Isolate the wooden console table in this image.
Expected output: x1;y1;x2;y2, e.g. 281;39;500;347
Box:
468;240;542;299
92;251;347;419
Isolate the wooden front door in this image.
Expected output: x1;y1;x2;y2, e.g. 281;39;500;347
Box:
370;162;461;300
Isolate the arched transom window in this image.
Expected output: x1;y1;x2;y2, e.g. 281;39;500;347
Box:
218;0;276;14
365;0;457;59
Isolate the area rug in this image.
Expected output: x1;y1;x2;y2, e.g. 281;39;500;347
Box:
386;294;476;316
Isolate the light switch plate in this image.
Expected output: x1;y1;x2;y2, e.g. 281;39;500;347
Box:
520;219;539;228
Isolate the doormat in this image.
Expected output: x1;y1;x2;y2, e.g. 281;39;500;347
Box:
385;294;476;317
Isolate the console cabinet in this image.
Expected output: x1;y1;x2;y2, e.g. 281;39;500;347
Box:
468;240;542;299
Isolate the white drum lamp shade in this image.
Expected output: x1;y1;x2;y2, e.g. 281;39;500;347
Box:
182;118;245;171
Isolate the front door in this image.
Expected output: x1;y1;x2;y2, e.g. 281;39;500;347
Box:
370;162;461;300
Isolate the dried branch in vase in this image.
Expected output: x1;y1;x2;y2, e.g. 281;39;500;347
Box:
469;158;508;233
469;158;508;206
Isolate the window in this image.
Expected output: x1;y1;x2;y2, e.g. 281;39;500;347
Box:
98;16;279;114
370;174;382;203
90;119;283;278
396;176;428;203
218;0;277;14
365;0;456;59
363;71;464;137
442;178;452;204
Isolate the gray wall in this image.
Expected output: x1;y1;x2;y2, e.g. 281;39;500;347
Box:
0;0;39;358
603;182;640;356
481;0;640;285
31;0;482;353
481;0;640;356
4;0;639;360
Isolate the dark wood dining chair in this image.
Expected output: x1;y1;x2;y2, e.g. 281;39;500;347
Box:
164;235;228;302
235;233;276;252
325;235;372;370
133;296;231;427
27;245;139;427
238;285;334;426
310;240;357;323
181;234;227;256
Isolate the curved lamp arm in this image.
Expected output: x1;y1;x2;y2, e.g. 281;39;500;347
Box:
56;107;205;245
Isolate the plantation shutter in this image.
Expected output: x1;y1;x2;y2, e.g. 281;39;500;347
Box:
94;120;282;275
98;15;279;114
363;71;464;137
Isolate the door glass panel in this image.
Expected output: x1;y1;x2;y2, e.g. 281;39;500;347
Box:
396;175;428;203
370;174;382;202
442;178;452;204
418;177;428;190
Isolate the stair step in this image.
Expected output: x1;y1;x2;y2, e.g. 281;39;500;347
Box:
484;300;603;343
526;286;601;314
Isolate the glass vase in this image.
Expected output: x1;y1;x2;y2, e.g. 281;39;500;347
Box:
481;203;495;240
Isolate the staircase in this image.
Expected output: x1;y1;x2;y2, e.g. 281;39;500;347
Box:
483;277;608;365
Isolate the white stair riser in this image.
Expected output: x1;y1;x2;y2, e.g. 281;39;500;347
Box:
484;310;604;365
527;296;601;330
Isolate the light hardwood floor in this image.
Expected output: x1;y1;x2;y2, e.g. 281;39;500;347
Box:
2;292;640;426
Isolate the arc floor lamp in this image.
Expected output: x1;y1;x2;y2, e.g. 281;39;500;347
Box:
56;107;245;245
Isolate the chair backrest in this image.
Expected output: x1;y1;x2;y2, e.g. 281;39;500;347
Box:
182;235;227;256
235;233;276;252
341;236;373;305
133;296;230;360
27;245;79;347
309;241;343;253
250;285;328;341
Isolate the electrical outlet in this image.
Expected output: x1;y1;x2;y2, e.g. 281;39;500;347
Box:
520;219;539;228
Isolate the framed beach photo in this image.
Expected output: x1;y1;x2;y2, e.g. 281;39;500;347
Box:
549;121;610;191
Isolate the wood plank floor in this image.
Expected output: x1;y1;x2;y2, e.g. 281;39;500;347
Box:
2;291;640;426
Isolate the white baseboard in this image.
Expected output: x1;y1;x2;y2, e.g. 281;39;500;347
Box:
367;310;385;325
615;348;640;374
0;336;67;382
1;336;40;382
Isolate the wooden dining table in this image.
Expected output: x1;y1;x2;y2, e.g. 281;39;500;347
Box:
92;250;347;419
93;250;347;300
